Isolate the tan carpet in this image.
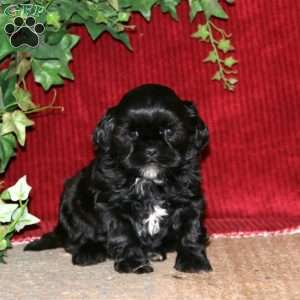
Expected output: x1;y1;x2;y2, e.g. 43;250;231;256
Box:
1;234;299;300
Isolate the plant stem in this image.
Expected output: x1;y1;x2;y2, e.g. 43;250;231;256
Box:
209;21;231;38
24;104;64;115
206;20;225;78
206;19;234;90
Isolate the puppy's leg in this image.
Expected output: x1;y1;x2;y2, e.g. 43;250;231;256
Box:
72;241;106;266
108;225;153;274
174;207;212;273
114;246;153;274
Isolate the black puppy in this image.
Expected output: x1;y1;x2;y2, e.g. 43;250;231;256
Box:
25;84;212;274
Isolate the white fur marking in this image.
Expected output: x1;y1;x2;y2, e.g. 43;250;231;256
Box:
142;164;159;179
133;177;163;196
143;205;168;236
134;178;146;195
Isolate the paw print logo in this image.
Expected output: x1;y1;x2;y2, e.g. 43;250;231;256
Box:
4;16;45;48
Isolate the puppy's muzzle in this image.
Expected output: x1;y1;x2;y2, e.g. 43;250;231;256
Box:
145;147;158;159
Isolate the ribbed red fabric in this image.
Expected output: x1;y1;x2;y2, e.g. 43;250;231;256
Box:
6;1;300;240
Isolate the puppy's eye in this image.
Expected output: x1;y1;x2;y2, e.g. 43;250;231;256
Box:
159;128;174;137
129;130;139;138
165;128;174;136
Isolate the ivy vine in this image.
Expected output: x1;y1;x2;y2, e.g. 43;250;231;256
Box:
0;0;237;174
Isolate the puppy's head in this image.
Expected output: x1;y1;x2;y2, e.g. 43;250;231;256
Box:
93;84;208;180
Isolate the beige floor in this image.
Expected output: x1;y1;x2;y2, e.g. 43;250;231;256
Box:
1;234;300;300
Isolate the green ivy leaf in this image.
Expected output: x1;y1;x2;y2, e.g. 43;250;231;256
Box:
49;0;90;21
71;14;106;40
228;78;238;85
217;38;234;53
0;15;16;60
0;238;10;253
117;12;130;22
200;0;228;19
203;50;218;63
7;175;32;202
0;225;6;237
212;70;222;81
0;133;17;173
225;84;235;91
224;56;238;67
108;0;119;11
0;70;17;108
0;203;18;223
12;207;40;232
0;39;14;62
94;11;109;24
108;28;132;50
0;239;9;252
159;0;180;20
45;30;66;45
32;59;74;91
15;58;32;83
0;87;4;110
78;13;132;49
192;24;209;41
188;0;203;21
1;110;34;146
30;34;80;64
0;250;6;263
0;189;11;201
122;0;157;21
46;11;61;30
86;22;106;40
12;87;36;111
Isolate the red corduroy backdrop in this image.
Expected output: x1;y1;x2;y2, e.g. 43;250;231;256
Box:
6;1;300;240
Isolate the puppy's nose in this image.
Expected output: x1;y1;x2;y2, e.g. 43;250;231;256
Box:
145;147;158;157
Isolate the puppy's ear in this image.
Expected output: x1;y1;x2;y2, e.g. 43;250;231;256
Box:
184;101;209;152
93;108;115;152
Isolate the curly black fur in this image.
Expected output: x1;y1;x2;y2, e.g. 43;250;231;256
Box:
24;84;212;274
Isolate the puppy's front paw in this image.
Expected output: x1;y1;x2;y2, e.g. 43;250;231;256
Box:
114;259;153;274
175;252;212;273
72;247;106;266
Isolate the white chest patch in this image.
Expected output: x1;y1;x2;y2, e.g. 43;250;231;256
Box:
143;205;168;236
